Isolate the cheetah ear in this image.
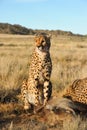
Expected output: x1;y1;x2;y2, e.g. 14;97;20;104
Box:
47;34;52;39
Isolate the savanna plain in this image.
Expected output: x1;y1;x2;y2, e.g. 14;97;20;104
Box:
0;34;87;130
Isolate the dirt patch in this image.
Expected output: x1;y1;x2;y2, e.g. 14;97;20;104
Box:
0;101;87;130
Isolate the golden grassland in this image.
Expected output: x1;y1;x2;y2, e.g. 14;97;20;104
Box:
0;34;87;130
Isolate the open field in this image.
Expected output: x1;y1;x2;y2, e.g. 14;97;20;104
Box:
0;34;87;129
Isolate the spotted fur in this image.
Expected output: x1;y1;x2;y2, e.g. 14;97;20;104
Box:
21;34;52;111
63;77;87;104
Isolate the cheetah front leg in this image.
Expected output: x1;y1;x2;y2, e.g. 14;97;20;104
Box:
43;80;52;106
21;80;31;111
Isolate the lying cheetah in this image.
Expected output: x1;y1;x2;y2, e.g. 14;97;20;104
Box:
21;34;52;111
46;78;87;116
63;77;87;105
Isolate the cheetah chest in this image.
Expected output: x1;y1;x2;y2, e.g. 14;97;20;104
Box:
38;69;45;84
37;53;50;84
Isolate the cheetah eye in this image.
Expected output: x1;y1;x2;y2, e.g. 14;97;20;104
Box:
42;40;45;43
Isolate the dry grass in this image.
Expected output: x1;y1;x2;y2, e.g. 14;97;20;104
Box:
0;34;87;129
62;116;87;130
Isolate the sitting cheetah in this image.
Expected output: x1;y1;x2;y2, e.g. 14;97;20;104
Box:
63;77;87;105
21;34;52;111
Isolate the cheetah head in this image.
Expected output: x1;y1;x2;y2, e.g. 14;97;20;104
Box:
35;34;51;52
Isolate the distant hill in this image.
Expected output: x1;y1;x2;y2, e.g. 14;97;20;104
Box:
0;23;84;36
0;23;35;35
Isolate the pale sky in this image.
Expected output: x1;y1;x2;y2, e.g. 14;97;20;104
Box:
0;0;87;34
